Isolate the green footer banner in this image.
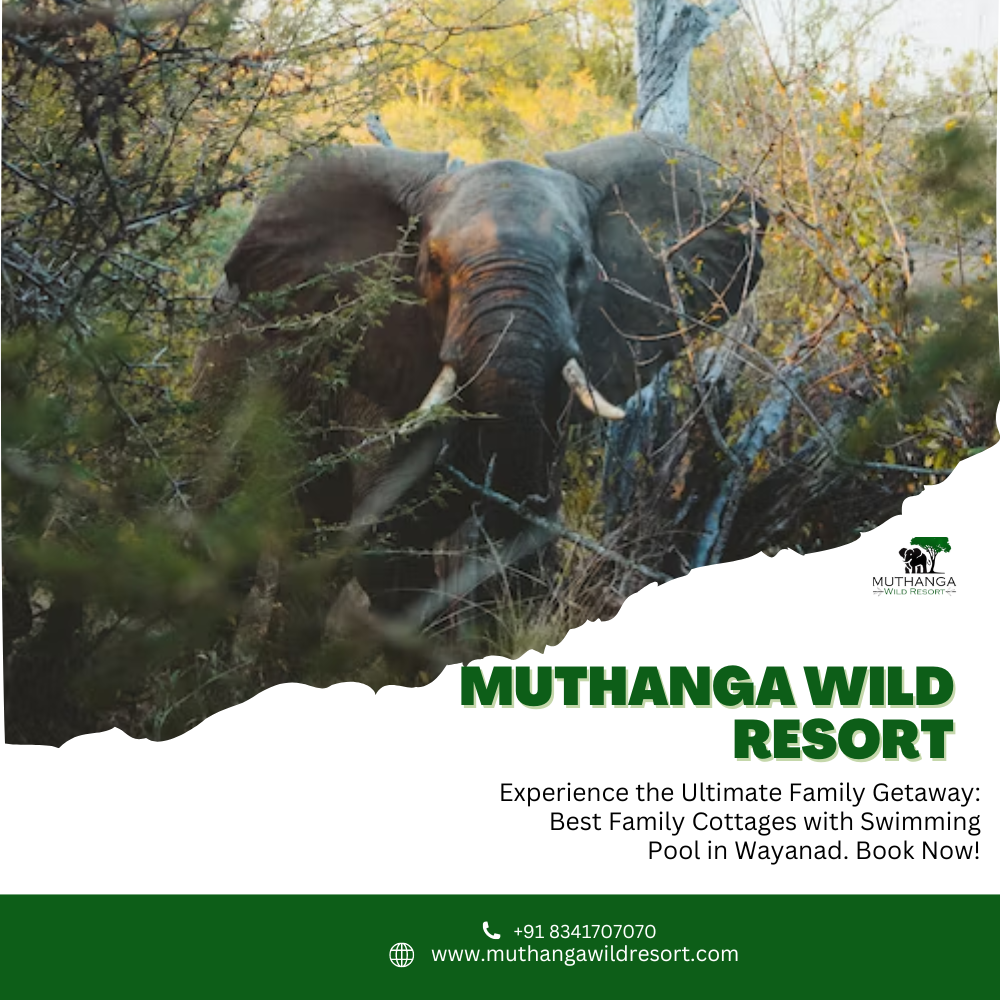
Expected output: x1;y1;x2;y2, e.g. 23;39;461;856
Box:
5;895;996;993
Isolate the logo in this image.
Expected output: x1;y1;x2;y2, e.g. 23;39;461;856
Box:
898;536;951;573
389;942;415;968
873;536;956;596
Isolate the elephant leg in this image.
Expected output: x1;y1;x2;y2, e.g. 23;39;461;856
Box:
357;482;475;617
323;386;446;615
357;544;441;615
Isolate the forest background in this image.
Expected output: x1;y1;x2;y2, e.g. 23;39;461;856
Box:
3;0;997;744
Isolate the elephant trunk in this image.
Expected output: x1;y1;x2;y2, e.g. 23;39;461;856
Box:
443;298;569;535
465;345;555;506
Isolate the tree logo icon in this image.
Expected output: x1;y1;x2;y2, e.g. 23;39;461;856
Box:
898;536;951;573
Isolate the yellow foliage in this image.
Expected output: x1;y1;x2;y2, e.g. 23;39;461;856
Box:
448;135;491;164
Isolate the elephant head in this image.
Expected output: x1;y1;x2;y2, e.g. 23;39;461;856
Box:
210;132;767;597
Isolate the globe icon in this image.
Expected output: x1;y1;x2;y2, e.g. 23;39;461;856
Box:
389;942;415;968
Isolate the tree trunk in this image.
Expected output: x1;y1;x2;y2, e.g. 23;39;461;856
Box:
634;0;738;137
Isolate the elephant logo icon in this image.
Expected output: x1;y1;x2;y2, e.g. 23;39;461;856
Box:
898;547;928;573
898;537;950;574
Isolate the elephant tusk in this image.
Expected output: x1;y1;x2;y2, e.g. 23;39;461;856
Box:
562;359;625;421
418;364;458;412
212;277;240;311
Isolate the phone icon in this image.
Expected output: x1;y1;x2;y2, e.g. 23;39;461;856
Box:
483;922;501;940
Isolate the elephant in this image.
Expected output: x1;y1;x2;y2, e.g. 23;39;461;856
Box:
200;131;767;616
899;547;928;573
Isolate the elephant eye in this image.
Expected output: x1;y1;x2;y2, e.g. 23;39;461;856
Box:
423;247;449;306
426;248;445;277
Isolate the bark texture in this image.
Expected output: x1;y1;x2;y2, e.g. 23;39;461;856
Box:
634;0;738;138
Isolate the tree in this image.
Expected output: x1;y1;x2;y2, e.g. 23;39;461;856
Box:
910;537;952;573
599;0;997;591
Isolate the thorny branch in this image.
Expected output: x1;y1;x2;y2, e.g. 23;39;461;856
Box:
444;464;671;584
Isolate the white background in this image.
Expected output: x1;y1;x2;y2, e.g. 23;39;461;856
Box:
2;423;996;894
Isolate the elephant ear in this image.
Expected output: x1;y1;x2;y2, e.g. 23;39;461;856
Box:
221;146;448;311
546;131;767;402
213;145;449;416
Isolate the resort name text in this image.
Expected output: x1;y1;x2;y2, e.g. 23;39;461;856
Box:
461;665;954;761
